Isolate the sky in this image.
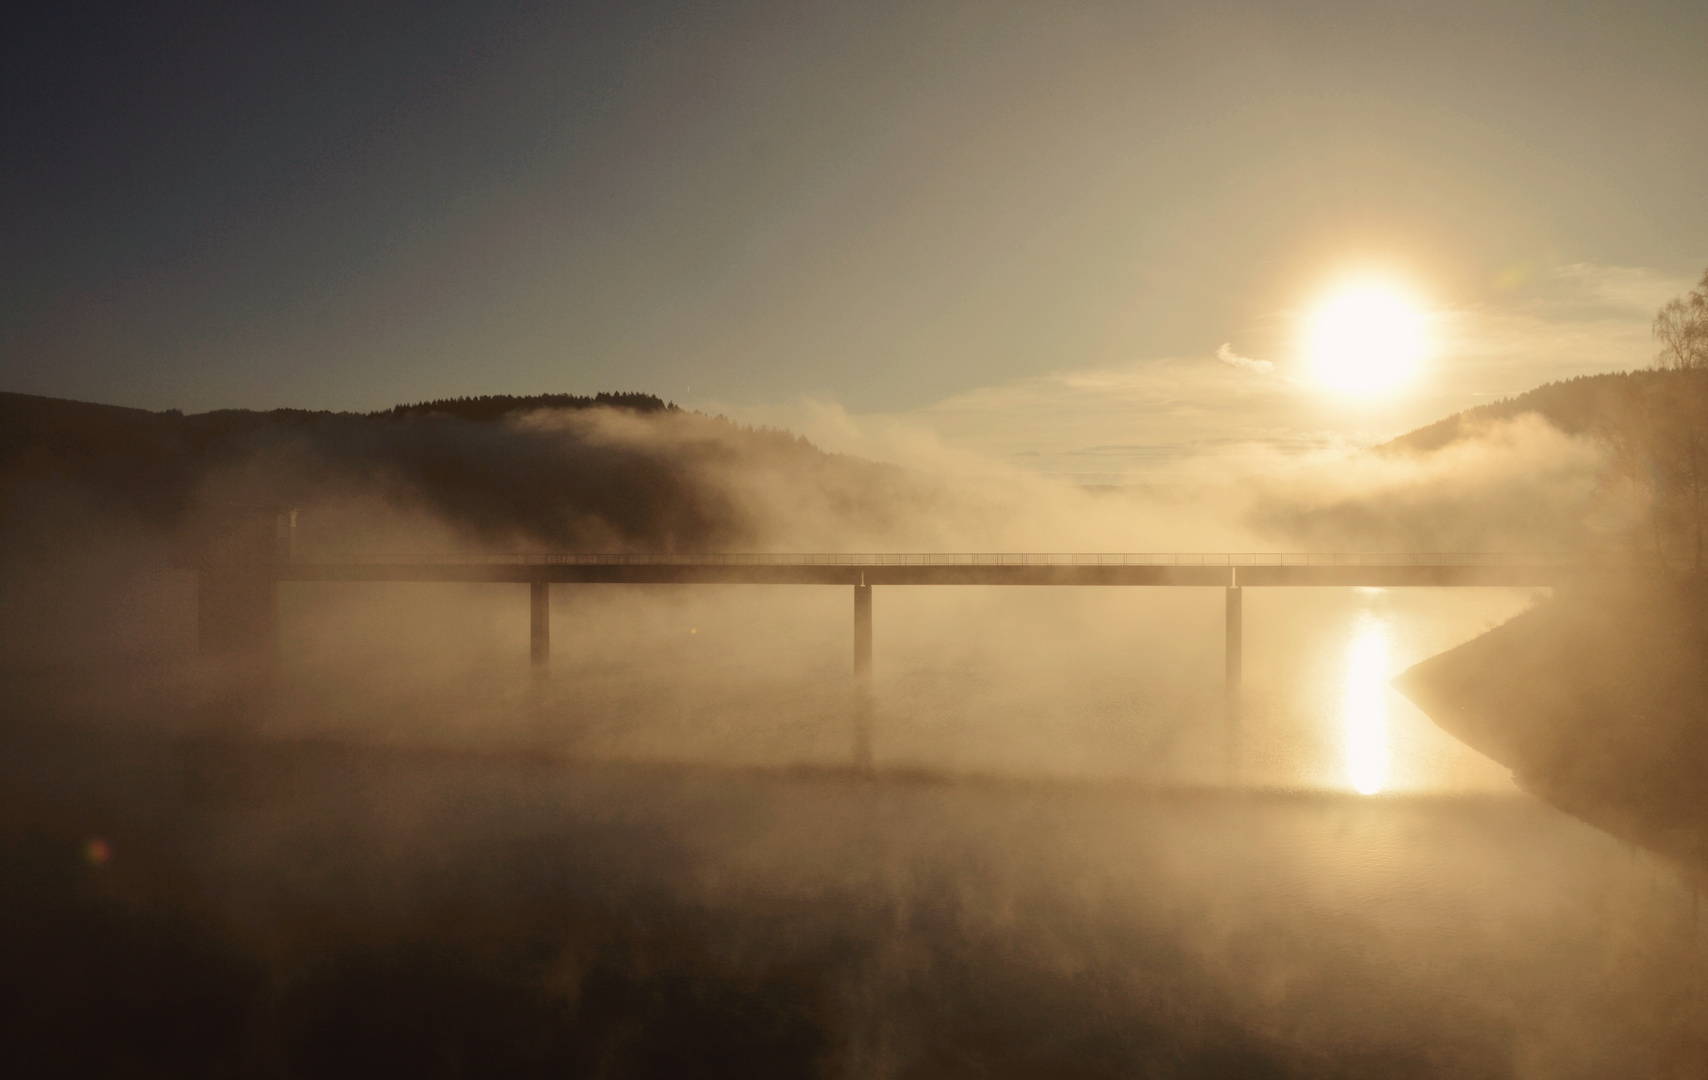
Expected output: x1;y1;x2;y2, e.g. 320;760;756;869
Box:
4;0;1707;479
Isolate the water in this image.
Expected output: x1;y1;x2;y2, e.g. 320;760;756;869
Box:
1237;586;1529;795
10;579;1705;1074
3;720;1704;1076
269;580;1534;796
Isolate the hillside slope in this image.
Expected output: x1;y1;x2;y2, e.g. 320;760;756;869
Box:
1396;582;1708;885
0;391;921;556
1380;371;1662;454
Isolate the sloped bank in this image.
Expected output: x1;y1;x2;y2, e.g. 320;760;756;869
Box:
1395;579;1708;884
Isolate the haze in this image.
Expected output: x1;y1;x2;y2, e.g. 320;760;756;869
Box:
5;3;1708;1076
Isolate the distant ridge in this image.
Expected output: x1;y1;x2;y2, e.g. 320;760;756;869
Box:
373;392;672;422
0;388;673;429
1381;370;1664;453
0;389;899;553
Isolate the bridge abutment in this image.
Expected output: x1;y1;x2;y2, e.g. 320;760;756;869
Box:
195;506;294;666
193;507;294;730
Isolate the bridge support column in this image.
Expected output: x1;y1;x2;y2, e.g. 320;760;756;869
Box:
1225;583;1242;691
1224;580;1242;783
854;582;873;771
530;582;550;669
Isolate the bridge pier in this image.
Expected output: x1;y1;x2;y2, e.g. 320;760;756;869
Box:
530;582;550;669
854;582;873;771
1225;580;1242;782
1225;582;1242;692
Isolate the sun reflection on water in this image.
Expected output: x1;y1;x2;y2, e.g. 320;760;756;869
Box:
1342;613;1391;795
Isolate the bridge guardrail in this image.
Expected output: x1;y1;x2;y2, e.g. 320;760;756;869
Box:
287;551;1609;568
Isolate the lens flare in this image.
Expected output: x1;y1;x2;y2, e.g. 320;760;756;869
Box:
1342;614;1390;796
1305;281;1427;397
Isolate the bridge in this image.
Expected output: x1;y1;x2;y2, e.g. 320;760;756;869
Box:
197;539;1624;769
273;550;1589;587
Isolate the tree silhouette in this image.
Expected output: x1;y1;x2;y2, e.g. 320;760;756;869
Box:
1654;269;1708;371
1650;269;1708;570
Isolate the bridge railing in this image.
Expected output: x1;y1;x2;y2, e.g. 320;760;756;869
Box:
288;551;1605;568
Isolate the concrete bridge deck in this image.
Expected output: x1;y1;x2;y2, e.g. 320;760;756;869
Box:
274;551;1614;588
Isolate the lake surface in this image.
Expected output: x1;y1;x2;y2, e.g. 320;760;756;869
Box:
5;710;1706;1076
6;581;1704;1075
262;580;1538;793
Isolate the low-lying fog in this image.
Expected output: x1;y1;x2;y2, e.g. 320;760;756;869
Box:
4;399;1705;1076
48;570;1535;794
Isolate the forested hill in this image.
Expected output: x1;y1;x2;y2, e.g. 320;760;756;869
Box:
372;392;673;421
0;390;912;554
1381;371;1668;453
0;390;673;466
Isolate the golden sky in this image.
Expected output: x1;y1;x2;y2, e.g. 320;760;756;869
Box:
5;1;1706;475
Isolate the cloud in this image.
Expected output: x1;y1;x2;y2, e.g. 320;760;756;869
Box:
904;261;1689;482
716;355;1367;487
1245;413;1624;552
1215;343;1273;374
710;260;1692;493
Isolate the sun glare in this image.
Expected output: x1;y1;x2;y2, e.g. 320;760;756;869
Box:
1305;281;1427;397
1342;614;1391;796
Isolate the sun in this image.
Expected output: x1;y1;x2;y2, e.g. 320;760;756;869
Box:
1304;280;1427;397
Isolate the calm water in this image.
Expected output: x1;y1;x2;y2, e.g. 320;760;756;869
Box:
14;576;1705;1074
4;719;1704;1077
261;579;1533;795
1238;585;1529;795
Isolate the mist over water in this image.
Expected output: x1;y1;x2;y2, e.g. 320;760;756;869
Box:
253;576;1529;795
6;613;1706;1075
4;401;1706;1076
7;0;1708;1062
